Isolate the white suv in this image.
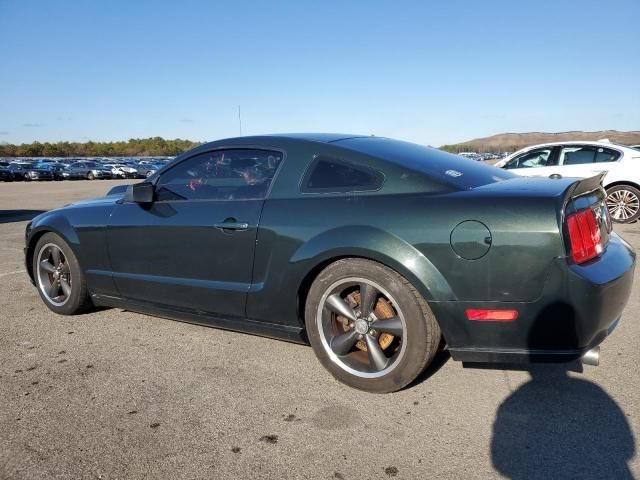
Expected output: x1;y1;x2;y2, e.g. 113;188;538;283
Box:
494;141;640;223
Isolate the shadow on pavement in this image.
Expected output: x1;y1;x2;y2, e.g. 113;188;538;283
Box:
489;294;636;478
491;363;635;479
0;210;46;224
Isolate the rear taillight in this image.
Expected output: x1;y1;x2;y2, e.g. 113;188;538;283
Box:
566;207;603;264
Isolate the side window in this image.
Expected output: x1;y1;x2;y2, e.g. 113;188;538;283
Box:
156;149;283;201
504;148;552;169
301;156;384;193
595;147;621;163
558;146;597;165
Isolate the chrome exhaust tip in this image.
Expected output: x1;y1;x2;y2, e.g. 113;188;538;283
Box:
581;346;600;366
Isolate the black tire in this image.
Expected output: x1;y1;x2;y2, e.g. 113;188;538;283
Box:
87;172;95;180
305;258;441;393
33;232;93;315
606;185;640;224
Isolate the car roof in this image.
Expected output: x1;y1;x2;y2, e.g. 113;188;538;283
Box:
201;133;367;145
179;133;374;161
516;140;635;151
502;141;640;160
258;133;368;143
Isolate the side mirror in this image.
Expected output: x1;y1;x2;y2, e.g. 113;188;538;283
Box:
125;182;155;203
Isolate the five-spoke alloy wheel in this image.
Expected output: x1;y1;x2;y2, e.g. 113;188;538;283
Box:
33;232;92;315
306;258;441;393
37;243;72;306
317;278;407;378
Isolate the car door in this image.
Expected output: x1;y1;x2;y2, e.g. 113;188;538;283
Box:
540;145;601;179
68;162;85;178
106;148;284;318
8;164;23;179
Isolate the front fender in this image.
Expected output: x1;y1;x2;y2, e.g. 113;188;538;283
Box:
25;204;116;298
291;226;455;301
29;211;81;248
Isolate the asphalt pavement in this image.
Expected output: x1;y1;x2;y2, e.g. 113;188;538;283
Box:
1;180;638;479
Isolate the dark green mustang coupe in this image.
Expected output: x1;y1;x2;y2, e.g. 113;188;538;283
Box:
25;134;636;392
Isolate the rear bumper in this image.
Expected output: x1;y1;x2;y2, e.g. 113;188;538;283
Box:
449;317;621;363
432;233;636;363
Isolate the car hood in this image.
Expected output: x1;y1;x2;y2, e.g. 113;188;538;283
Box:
64;195;121;208
28;194;120;226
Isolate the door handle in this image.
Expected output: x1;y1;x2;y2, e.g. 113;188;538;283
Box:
213;218;249;231
549;173;562;179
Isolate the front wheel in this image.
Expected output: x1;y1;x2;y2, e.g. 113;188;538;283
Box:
87;172;95;180
305;258;441;393
33;232;93;315
606;185;640;223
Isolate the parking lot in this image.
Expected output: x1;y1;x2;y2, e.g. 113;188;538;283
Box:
1;180;638;479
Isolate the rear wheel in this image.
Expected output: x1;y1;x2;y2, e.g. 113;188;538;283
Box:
33;233;92;315
606;185;640;223
87;172;95;180
305;258;440;393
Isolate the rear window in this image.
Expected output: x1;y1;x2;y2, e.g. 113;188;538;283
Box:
335;137;514;190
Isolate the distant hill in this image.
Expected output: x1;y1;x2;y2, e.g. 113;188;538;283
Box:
441;130;640;153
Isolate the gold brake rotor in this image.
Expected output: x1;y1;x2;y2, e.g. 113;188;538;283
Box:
346;291;395;351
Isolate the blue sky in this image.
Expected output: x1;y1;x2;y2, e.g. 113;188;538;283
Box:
1;0;638;146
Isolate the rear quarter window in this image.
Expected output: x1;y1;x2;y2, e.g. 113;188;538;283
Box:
335;137;514;190
595;147;621;163
301;156;384;193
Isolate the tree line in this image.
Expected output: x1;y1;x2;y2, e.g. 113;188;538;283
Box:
0;137;202;157
1;137;516;157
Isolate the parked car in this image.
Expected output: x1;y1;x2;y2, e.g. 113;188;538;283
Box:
4;163;29;180
61;162;114;180
103;163;138;178
7;162;55;181
135;162;164;178
24;134;635;393
494;141;640;223
32;161;66;180
0;162;14;181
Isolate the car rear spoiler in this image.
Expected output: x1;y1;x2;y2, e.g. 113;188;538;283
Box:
564;172;606;200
